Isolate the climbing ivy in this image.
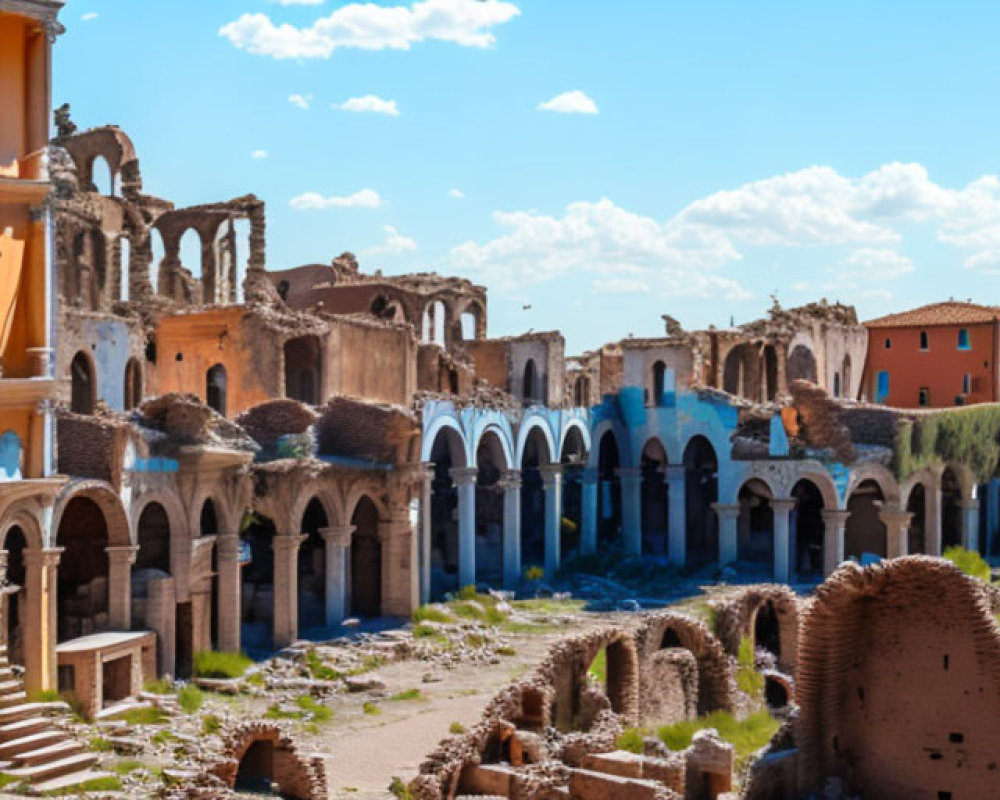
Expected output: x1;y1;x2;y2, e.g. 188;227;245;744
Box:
893;405;1000;484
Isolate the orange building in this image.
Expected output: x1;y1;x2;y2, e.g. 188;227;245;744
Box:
863;302;1000;408
0;2;60;479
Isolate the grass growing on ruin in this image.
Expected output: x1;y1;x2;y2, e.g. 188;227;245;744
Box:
114;706;168;726
388;776;414;799
144;678;173;695
44;776;122;795
449;721;466;734
110;759;145;775
412;605;455;625
657;711;780;770
943;546;992;582
736;637;764;699
305;648;342;681
177;685;204;713
588;648;607;684
202;715;222;735
363;701;380;715
265;694;333;723
193;651;253;680
28;689;60;703
389;689;424;702
512;597;586;614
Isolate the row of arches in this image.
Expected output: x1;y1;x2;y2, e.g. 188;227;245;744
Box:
720;341;852;402
70;351;144;415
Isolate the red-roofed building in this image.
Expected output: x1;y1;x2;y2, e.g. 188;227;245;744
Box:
863;301;1000;407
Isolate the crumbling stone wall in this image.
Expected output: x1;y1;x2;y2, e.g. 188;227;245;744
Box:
208;722;327;800
714;585;800;677
793;557;1000;799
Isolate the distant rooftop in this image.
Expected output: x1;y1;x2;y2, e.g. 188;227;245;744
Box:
865;301;1000;328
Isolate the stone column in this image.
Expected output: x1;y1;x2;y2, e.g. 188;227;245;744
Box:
665;465;687;567
419;465;433;605
821;509;851;577
105;546;138;630
617;467;643;556
320;526;353;627
147;576;176;676
23;548;61;695
772;499;796;583
215;533;243;654
451;467;478;590
499;470;522;590
712;504;740;568
540;465;564;576
272;534;307;648
960;498;981;553
926;470;943;556
880;507;913;560
580;470;599;555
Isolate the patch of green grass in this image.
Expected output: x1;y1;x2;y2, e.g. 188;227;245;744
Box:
736;637;764;699
0;774;17;789
495;645;517;657
511;597;585;614
202;715;222;735
177;685;204;714
449;721;466;735
616;727;649;754
144;678;174;695
246;671;266;687
266;695;333;723
89;736;113;753
110;759;144;775
389;689;424;702
588;648;607;684
28;689;60;703
116;706;168;726
44;776;122;795
412;605;455;624
446;591;509;626
465;633;488;649
943;546;992;583
349;655;385;676
363;701;380;715
657;711;780;770
388;776;414;799
305;648;343;681
499;620;561;635
151;730;177;746
193;651;253;680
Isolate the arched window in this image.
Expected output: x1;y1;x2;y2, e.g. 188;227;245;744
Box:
833;372;841;398
124;358;142;410
70;351;95;414
919;330;929;350
652;361;666;405
90;155;114;196
206;364;227;416
523;359;538;405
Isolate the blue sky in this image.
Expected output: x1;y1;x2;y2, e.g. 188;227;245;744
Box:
55;0;1000;352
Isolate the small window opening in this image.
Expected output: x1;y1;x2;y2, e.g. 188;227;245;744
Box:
175;352;183;362
958;329;970;350
949;733;964;744
943;654;950;671
885;338;892;349
919;387;930;407
920;330;929;350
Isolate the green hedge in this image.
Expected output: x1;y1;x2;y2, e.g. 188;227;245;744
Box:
893;406;1000;484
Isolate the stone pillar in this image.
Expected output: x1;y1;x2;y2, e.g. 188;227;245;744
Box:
712;504;740;568
499;470;522;590
419;465;433;605
272;534;307;649
617;467;643;556
580;470;599;555
960;498;981;553
926;470;943;556
821;510;851;577
23;548;61;695
665;465;687;567
320;526;353;627
772;499;796;583
215;533;243;654
146;576;176;677
105;546;138;630
451;467;478;590
540;465;563;576
880;507;913;560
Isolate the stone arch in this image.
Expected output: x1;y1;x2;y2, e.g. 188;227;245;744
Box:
791;478;826;581
51;481;131;548
560;424;589;559
515;417;556;469
475;429;509;586
596;427;623;549
845;463;900;507
684;435;719;569
520;425;554;571
635;613;734;716
472;425;513;471
845;479;887;560
0;523;28;666
640;437;669;556
70;349;96;415
0;508;44;552
786;343;818;384
421;415;469;467
124;357;143;410
426;422;469;598
206;363;228;416
716;585;800;676
350;495;382;618
550;630;640;732
289;488;341;539
214;723;327;800
737;478;775;573
298;496;329;633
558;417;591;463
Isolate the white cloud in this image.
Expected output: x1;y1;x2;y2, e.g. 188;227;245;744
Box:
81;12;98;21
832;248;914;280
274;0;324;5
593;278;649;294
449;188;465;199
288;93;312;110
538;90;599;115
220;0;521;60
334;95;400;116
364;225;418;256
290;189;382;209
251;150;269;159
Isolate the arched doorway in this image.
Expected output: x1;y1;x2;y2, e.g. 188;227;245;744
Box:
298;498;327;634
3;527;27;666
351;497;382;618
124;358;142;410
738;480;774;575
284;336;322;406
941;468;963;550
842;355;852;399
520;428;552;574
475;432;506;588
786;345;818;384
429;427;466;599
523;360;538;405
652;361;667;405
206;364;227;416
241;514;277;652
906;484;926;554
134;502;184;676
560;427;588;560
791;480;824;581
200;499;220;651
597;431;622;549
845;480;887;559
70;351;95;414
56;497;110;642
754;601;781;660
640;439;668;555
684;436;718;569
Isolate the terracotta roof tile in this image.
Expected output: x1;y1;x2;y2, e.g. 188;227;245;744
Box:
864;301;1000;328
